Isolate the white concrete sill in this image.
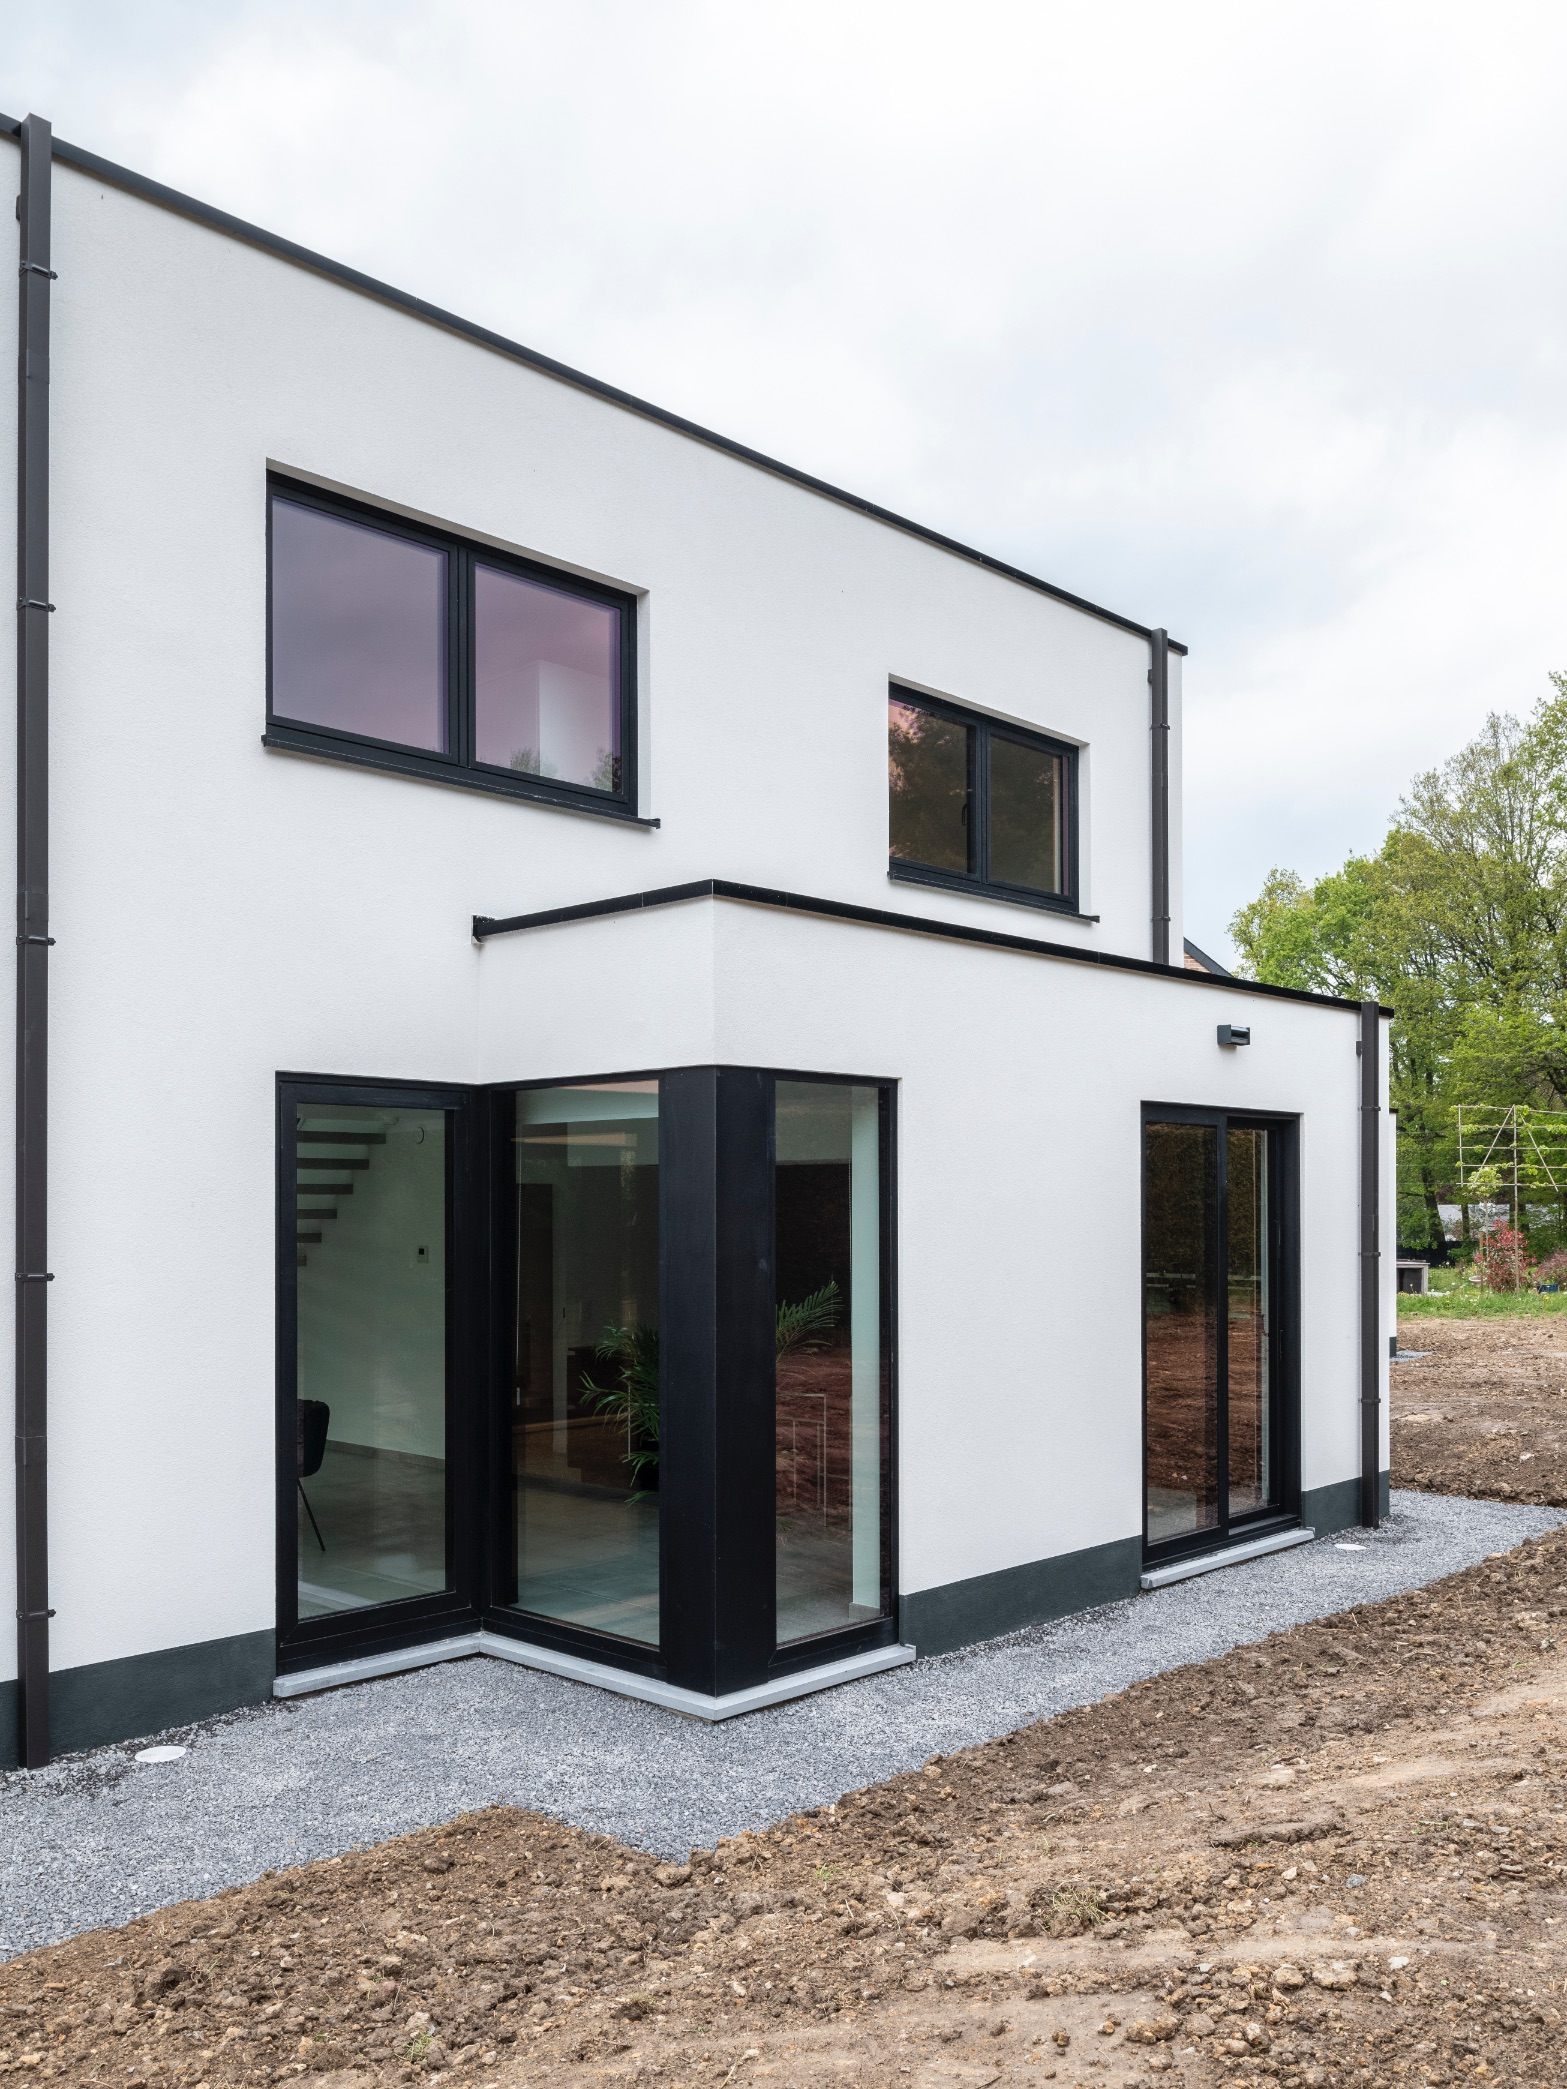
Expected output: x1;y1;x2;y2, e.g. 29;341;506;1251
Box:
1140;1525;1316;1590
273;1631;915;1720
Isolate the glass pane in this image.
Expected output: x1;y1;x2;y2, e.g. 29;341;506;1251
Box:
474;566;621;791
1227;1128;1272;1517
889;699;972;873
989;735;1064;893
1144;1122;1219;1544
513;1082;659;1643
270;499;448;751
775;1081;886;1644
295;1107;449;1615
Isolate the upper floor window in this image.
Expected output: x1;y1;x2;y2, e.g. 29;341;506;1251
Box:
888;688;1078;914
266;480;638;819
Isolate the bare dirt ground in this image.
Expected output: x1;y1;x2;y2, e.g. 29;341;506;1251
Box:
6;1523;1567;2089
1393;1315;1567;1508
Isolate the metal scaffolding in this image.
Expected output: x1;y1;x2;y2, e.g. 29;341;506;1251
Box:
1455;1104;1567;1230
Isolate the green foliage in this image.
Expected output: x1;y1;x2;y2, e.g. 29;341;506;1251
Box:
774;1279;842;1357
888;703;969;869
1231;674;1567;1252
579;1324;661;1494
581;1282;843;1498
1398;1286;1567;1318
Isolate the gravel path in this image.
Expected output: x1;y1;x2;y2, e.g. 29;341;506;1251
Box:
2;1488;1559;1961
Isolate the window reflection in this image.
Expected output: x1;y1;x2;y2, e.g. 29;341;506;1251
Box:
475;567;621;792
270;500;448;752
888;699;972;873
989;735;1063;893
1227;1128;1272;1517
1143;1122;1220;1544
513;1082;659;1644
775;1081;887;1644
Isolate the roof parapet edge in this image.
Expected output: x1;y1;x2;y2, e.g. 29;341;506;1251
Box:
472;878;1392;1017
0;109;1186;654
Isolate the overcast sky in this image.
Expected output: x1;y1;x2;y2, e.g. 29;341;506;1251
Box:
6;0;1566;958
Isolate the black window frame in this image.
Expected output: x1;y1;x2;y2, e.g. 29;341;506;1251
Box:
483;1065;899;1696
264;476;642;824
1139;1103;1301;1569
276;1064;898;1700
276;1075;486;1675
887;684;1081;917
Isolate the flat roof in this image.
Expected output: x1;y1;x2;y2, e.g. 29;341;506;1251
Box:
0;109;1186;656
473;877;1392;1017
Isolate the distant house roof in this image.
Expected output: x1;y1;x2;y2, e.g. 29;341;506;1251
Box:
1182;937;1232;977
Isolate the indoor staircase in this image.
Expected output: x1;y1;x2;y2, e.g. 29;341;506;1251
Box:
296;1121;386;1265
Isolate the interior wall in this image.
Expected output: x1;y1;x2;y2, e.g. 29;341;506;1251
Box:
295;1114;446;1460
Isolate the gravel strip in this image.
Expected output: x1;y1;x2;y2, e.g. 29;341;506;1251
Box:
1;1487;1559;1960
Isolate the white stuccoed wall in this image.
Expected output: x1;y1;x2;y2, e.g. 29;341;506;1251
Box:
0;143;1376;1685
478;897;1376;1598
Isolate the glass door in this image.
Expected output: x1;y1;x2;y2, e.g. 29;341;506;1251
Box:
506;1080;661;1648
1143;1110;1292;1561
1226;1127;1272;1519
277;1083;475;1666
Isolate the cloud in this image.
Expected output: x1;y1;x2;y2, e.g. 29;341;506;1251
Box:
7;0;1567;956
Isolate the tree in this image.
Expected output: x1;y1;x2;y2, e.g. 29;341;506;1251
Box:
1230;676;1567;1255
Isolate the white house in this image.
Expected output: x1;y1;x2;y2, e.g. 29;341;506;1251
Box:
1;113;1392;1770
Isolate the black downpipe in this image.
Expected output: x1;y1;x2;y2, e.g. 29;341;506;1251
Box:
14;113;53;1769
1149;628;1170;966
1359;998;1382;1528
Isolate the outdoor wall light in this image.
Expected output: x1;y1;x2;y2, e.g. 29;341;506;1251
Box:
1217;1023;1251;1048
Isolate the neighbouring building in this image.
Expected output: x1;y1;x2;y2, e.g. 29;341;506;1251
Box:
2;113;1392;1769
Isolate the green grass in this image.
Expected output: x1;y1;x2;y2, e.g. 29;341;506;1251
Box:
1398;1282;1567;1319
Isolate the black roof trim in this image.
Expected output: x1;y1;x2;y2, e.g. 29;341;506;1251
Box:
0;109;1186;656
1182;935;1232;977
473;879;1390;1016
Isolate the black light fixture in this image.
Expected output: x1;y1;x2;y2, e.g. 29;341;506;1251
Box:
1217;1023;1251;1048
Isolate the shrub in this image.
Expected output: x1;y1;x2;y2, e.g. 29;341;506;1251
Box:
1472;1224;1536;1292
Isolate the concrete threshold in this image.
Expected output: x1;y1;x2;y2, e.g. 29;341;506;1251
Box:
1140;1525;1316;1590
273;1632;915;1720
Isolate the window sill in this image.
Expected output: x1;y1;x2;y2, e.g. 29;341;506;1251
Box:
263;727;661;827
1139;1523;1313;1589
888;858;1096;922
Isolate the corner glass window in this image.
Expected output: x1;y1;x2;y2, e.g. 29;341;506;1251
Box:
511;1081;661;1646
280;1066;899;1691
888;688;1076;913
267;480;637;818
775;1080;889;1645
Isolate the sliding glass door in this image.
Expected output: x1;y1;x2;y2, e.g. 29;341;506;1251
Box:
1142;1108;1295;1562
